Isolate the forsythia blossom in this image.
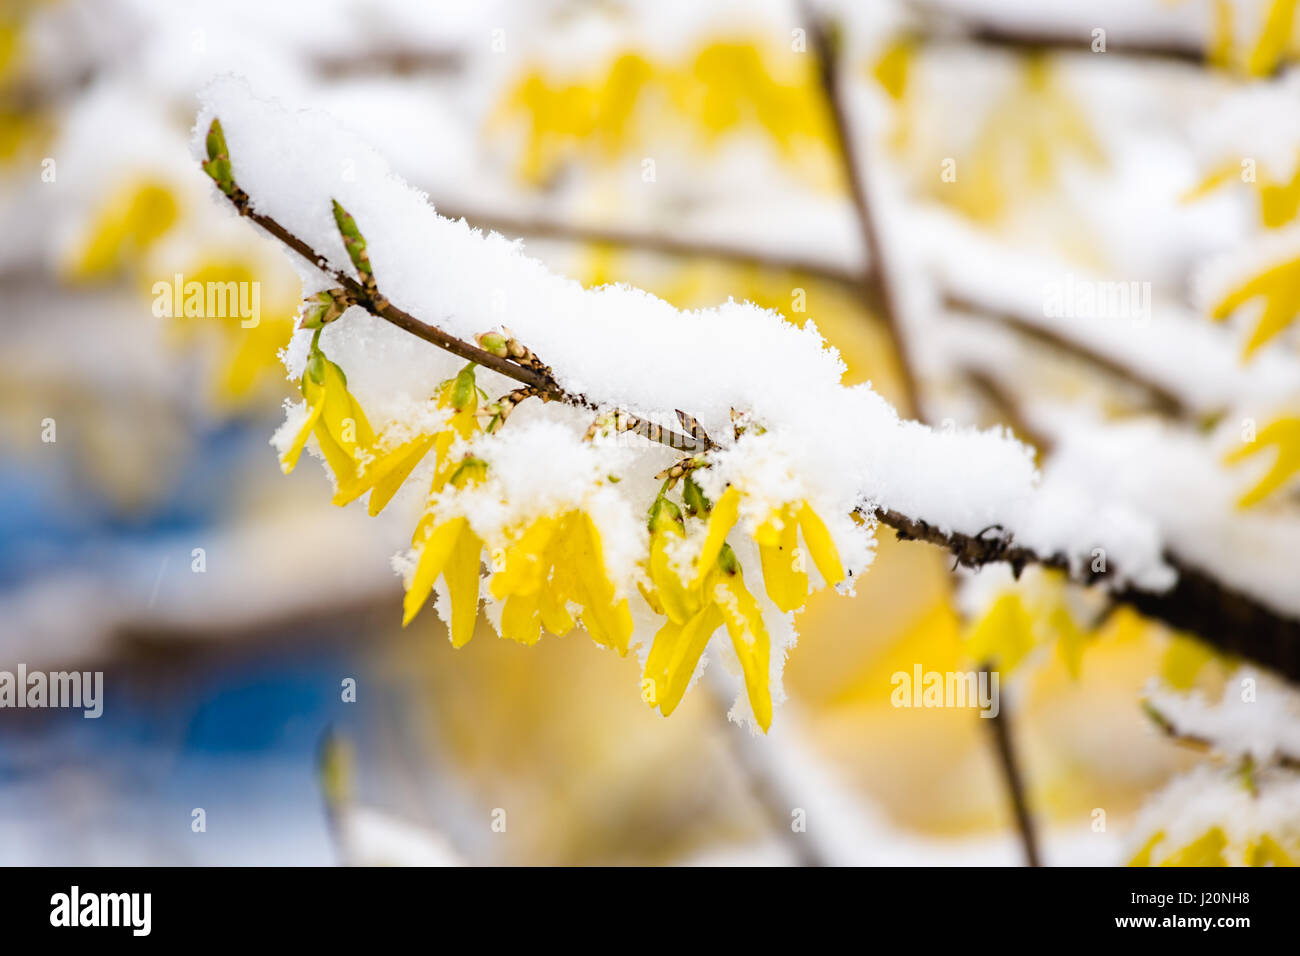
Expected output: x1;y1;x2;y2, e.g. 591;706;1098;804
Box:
279;332;374;496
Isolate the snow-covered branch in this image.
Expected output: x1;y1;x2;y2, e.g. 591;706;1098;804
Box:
197;80;1300;734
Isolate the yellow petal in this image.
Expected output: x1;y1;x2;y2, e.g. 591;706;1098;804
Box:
797;502;845;587
758;511;808;612
362;434;436;514
443;526;483;647
637;580;665;616
714;571;772;732
1160;827;1228;867
642;617;683;710
659;602;724;716
279;384;325;474
490;515;561;599
1127;830;1165;867
316;423;367;503
1051;605;1087;680
1246;0;1298;77
693;486;740;585
965;592;1035;673
538;585;575;636
1226;417;1300;507
650;520;698;624
1160;633;1217;690
501;591;542;645
1210;257;1300;356
319;360;374;460
402;517;467;627
1179;160;1239;204
1245;834;1295;866
570;513;632;654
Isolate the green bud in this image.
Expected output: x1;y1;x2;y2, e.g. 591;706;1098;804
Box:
648;495;683;532
450;456;488;488
331;199;373;279
205;119;227;161
451;364;478;411
683;474;711;517
201;120;239;197
307;351;326;386
717;542;739;575
477;331;508;357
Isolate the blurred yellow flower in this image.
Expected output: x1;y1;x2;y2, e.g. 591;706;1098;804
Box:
1211;256;1300;357
493;38;834;189
1224;416;1300;507
965;591;1036;673
65;178;180;281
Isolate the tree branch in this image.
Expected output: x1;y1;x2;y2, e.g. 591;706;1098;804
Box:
906;0;1222;70
804;2;923;418
209;166;1300;684
981;662;1041;866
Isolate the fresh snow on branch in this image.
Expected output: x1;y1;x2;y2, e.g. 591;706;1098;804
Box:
199;79;1173;590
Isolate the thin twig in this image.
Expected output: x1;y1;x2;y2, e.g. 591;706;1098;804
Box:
945;293;1191;419
803;1;922;418
227;193;708;454
804;0;1042;864
906;0;1225;70
981;662;1040;866
1142;699;1300;772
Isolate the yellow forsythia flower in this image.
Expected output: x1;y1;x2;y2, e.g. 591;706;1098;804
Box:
693;486;845;613
401;459;487;646
965;592;1036;673
182;260;296;407
65;178;180;281
1211;256;1300;357
494;39;833;188
336;364;481;516
279;339;374;500
1247;0;1299;76
490;509;634;654
1224;416;1300;507
642;499;773;730
1183;153;1300;229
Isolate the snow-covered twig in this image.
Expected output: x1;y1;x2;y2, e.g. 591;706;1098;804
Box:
215;179;709;458
209;171;1300;684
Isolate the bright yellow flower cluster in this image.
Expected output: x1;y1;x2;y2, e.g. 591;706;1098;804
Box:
490;510;634;653
639;482;846;731
493;39;835;188
278;343;850;730
1131;826;1294;866
281;352;637;662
